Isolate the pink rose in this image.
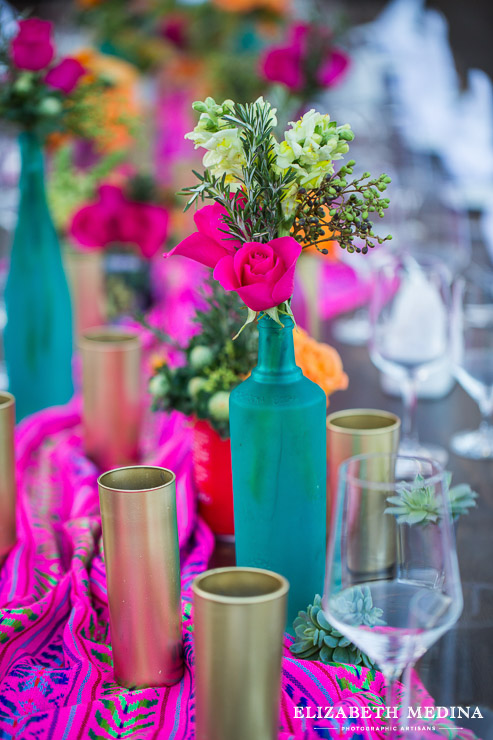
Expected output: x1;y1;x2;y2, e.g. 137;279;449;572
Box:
164;203;241;268
69;185;123;249
11;18;55;72
213;237;302;311
45;57;86;94
119;201;170;259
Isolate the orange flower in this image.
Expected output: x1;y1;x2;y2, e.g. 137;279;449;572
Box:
298;206;340;260
212;0;288;12
293;328;348;406
73;49;140;153
150;352;167;373
77;0;103;6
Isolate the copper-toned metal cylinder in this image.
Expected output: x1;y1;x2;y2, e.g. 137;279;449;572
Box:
327;409;400;576
64;249;106;337
193;567;288;740
98;466;183;689
0;392;16;563
80;327;142;470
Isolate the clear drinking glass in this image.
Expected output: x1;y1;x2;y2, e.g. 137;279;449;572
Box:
323;453;463;737
369;256;451;465
450;278;493;459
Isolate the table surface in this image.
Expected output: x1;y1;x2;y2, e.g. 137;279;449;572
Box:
210;240;493;740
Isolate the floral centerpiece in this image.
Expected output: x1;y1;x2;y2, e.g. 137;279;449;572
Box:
0;18;102;419
163;95;390;624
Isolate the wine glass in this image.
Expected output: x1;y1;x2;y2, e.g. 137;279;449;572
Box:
450;277;493;459
323;453;463;737
369;256;451;465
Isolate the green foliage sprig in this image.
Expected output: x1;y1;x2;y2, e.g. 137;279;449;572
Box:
149;279;258;438
182;101;297;243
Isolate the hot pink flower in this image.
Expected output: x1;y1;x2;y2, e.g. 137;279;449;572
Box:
69;184;123;249
119;201;170;259
45;58;86;94
213;237;302;311
11;18;55;72
70;184;170;259
164;203;241;268
317;49;350;87
261;22;349;92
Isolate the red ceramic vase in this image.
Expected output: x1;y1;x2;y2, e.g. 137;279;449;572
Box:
191;419;234;537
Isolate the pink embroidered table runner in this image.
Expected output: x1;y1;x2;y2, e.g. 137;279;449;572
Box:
0;403;477;739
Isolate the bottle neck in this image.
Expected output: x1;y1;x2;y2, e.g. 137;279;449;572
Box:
18;131;46;190
253;316;301;384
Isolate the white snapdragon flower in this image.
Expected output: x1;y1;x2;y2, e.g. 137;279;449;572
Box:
185;98;245;183
276;110;354;198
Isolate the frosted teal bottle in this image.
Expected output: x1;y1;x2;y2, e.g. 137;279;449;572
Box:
4;132;74;421
229;316;327;629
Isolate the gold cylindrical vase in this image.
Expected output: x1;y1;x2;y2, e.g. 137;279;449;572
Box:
80;327;142;470
0;392;16;563
193;567;288;740
327;409;400;576
98;466;183;689
64;248;106;337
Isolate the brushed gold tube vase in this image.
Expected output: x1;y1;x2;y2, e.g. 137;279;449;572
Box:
327;409;400;577
193;567;288;740
64;248;106;337
80;327;142;470
0;392;16;563
98;466;183;688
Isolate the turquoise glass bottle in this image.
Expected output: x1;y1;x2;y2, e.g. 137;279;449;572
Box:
229;315;327;629
4;132;74;421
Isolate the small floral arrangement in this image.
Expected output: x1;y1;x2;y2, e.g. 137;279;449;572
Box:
385;473;478;526
149;279;347;437
69;175;170;259
0;18;90;138
164;97;391;333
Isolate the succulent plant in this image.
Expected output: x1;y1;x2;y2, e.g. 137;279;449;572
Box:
446;476;478;521
385;474;440;525
290;593;381;669
385;472;478;526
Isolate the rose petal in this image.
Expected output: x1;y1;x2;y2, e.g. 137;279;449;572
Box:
165;232;231;269
236;282;276;312
194;203;240;253
213;254;239;290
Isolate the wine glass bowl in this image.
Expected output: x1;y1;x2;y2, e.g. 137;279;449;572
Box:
369;256;451;465
323;453;463;732
451;279;493;459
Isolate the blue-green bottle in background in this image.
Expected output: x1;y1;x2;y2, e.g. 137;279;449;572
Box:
4;132;74;421
229;315;327;629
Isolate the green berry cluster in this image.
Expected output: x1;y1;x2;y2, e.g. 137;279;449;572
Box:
292;162;392;255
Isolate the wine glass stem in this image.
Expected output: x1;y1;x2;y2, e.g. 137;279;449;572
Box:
401;374;419;445
385;669;403;740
